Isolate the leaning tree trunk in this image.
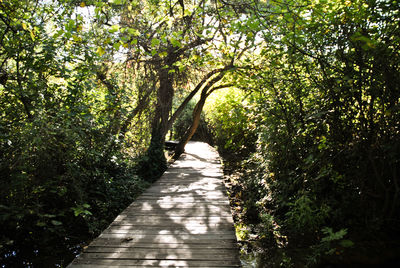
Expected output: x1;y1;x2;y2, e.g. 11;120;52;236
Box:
173;66;232;159
173;94;207;159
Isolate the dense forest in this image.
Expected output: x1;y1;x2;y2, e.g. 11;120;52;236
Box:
0;0;399;267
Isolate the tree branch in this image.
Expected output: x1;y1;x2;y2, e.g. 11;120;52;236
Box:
166;65;232;131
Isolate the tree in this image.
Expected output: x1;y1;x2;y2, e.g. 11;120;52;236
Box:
209;0;400;265
104;0;263;175
0;1;151;265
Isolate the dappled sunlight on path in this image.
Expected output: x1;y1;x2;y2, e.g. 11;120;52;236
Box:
67;141;240;267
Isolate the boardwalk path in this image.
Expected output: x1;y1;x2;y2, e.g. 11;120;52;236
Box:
68;141;241;267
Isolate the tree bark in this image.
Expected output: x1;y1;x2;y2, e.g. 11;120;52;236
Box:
139;67;175;181
173;94;207;158
150;68;175;145
173;69;233;159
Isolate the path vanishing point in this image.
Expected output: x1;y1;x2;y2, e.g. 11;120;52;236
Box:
67;141;241;267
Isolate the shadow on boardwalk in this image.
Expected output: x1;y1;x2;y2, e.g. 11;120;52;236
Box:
67;141;241;268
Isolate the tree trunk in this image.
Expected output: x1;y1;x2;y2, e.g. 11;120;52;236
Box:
138;68;174;181
151;68;175;142
172;68;233;159
173;94;207;159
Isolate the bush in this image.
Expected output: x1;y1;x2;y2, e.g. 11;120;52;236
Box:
0;111;149;266
206;90;257;161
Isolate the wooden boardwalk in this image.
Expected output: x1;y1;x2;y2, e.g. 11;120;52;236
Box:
68;141;241;267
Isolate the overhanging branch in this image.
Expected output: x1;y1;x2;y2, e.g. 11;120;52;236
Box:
166;65;233;131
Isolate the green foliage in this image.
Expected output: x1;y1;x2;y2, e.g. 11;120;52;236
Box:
0;0;150;266
1;0;399;266
285;193;331;233
321;227;348;244
235;223;251;241
213;0;400;266
0;109;149;266
71;204;92;217
306;227;354;267
206;89;257;160
172;100;197;140
136;134;167;182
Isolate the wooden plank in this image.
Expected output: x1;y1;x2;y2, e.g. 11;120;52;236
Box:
144;186;227;192
154;176;223;181
98;233;236;240
71;259;241;267
118;211;233;217
67;142;240;267
163;171;222;175
112;215;234;225
137;194;228;199
69;264;241;268
83;247;238;254
89;238;238;248
129;201;230;206
126;202;230;209
104;224;234;232
113;214;233;219
111;218;233;226
121;208;232;213
153;176;222;181
140;190;227;195
120;211;233;216
134;196;228;202
122;205;232;210
108;221;234;227
138;195;228;199
149;181;223;185
122;205;232;212
101;229;235;236
77;252;239;260
108;222;233;229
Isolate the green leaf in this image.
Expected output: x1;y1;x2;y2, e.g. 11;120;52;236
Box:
72;35;81;42
109;0;124;4
109;24;120;33
29;30;35;41
51;220;62;226
96;46;106;56
36;221;46;227
170;37;181;48
321;228;347;242
113;42;121;50
127;28;140;36
159;51;168;57
151;38;160;46
339;239;354;248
